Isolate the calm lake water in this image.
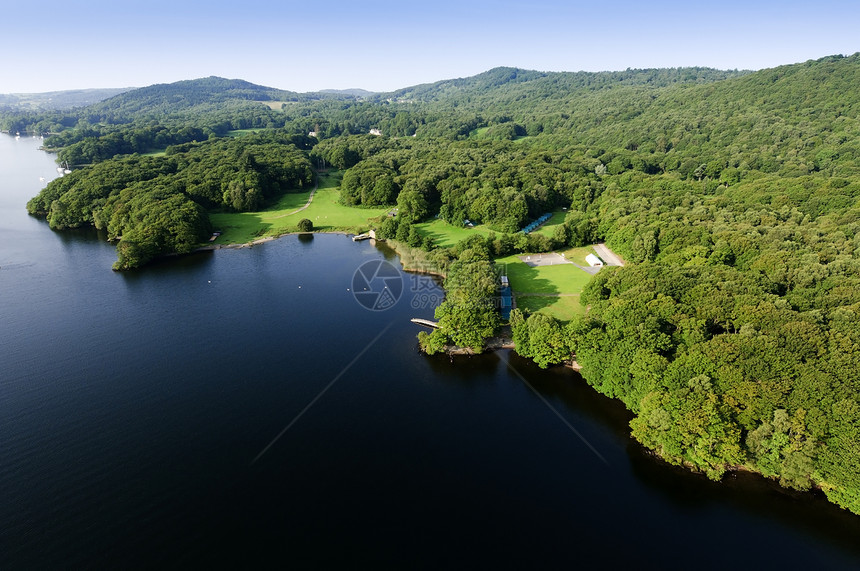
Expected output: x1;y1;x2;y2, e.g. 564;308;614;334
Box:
2;134;860;568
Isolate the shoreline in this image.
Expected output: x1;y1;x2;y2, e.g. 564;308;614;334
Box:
198;229;358;251
199;229;849;512
203;231;584;371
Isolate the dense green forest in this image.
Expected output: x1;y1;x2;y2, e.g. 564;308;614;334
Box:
7;53;860;515
26;133;313;269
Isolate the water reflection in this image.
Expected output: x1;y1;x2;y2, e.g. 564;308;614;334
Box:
128;249;216;276
424;350;502;386
627;441;860;560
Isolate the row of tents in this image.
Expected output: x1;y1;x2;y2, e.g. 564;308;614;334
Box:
499;275;512;320
520;213;553;234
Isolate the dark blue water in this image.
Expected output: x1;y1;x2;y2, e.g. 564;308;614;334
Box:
2;134;860;568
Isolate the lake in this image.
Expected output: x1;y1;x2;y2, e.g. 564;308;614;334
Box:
2;134;859;568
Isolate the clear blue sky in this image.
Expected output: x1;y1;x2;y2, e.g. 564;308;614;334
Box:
2;0;858;94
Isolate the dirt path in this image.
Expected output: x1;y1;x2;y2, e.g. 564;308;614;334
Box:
271;175;319;219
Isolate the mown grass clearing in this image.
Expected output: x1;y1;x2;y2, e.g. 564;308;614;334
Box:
468;126;490;139
531;210;567;237
209;171;386;244
515;294;585;320
495;254;593;321
414;218;496;248
559;245;599;266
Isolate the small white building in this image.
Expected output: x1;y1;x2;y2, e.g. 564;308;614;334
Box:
586;253;604;267
308;131;317;138
369;128;383;136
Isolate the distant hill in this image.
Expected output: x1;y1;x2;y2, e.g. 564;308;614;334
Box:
318;88;377;97
81;76;303;118
381;65;750;103
59;76;366;124
0;88;133;111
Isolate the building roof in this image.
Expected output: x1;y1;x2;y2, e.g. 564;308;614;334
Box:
586;253;604;266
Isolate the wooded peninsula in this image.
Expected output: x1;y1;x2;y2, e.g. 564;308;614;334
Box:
4;55;860;515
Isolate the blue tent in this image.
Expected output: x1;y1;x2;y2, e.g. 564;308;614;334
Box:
500;286;512;320
520;213;554;234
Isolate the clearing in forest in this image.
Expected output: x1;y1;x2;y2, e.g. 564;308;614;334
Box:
209;171;386;244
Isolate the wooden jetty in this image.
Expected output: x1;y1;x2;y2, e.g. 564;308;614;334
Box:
352;229;377;242
410;318;440;329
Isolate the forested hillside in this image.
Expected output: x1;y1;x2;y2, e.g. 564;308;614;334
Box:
8;53;860;515
26;132;313;269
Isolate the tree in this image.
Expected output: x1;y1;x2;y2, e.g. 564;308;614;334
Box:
297;218;313;232
430;257;500;352
511;311;571;368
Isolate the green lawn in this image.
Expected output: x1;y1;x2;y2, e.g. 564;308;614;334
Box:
495;254;593;320
467;127;532;144
468;126;490;139
414;218;496;248
559;245;599;266
532;210;567;237
515;295;585;320
209;171;387;244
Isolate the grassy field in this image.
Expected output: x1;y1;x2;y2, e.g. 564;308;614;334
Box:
495;254;593;320
414;219;496;248
559;245;599;266
515;295;585;319
468;127;490;139
415;209;569;247
467;127;532;144
260;101;289;110
531;210;567;237
209;171;387;244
